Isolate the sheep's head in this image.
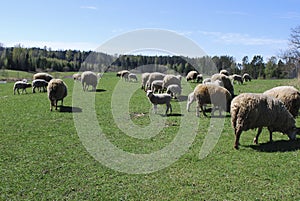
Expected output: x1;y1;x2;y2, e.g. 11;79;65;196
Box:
146;90;153;98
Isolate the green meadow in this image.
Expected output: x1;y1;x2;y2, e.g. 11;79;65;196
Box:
0;71;300;200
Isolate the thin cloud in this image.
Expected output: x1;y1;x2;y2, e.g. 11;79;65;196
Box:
80;6;98;10
279;11;300;19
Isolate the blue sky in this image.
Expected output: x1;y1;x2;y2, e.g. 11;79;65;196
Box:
1;0;300;62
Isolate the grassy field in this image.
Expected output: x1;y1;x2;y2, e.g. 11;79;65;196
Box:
1;72;300;200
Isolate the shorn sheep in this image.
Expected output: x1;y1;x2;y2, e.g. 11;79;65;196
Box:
81;71;98;91
145;72;166;90
186;70;198;82
13;81;32;95
211;73;234;97
220;69;229;76
141;72;151;90
33;72;53;82
73;73;81;81
230;74;243;85
242;73;252;82
166;84;181;99
194;84;232;117
263;86;300;118
162;74;181;91
146;90;172;115
128;73;138;82
151;80;164;93
230;93;299;149
196;74;203;83
116;70;130;81
32;79;48;93
47;79;68;111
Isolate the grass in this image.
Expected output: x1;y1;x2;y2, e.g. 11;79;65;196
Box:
0;72;300;200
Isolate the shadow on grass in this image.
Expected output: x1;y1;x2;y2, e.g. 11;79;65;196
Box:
165;113;184;117
247;139;300;152
59;106;82;113
95;89;106;93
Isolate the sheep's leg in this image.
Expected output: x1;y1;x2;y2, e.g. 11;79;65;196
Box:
55;100;58;110
166;102;172;114
201;105;207;117
32;86;36;93
153;104;157;114
196;104;200;117
253;127;263;144
267;128;273;143
234;129;242;149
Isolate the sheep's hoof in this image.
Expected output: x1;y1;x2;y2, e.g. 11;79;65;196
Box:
234;145;239;149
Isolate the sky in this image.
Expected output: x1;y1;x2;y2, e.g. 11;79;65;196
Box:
1;0;300;62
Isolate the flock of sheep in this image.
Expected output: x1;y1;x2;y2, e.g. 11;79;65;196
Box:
13;68;300;149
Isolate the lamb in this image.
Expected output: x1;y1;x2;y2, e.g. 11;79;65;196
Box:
47;79;68;111
194;84;232;117
146;90;172;115
162;74;181;91
128;73;138;82
33;72;53;82
230;93;299;149
230;74;243;85
220;69;229;76
32;79;48;93
81;71;98;91
141;72;151;90
145;72;166;90
166;84;181;99
211;73;234;97
72;73;81;81
151;80;164;93
186;70;198;82
186;92;196;112
13;81;32;95
263;86;300;118
242;73;252;82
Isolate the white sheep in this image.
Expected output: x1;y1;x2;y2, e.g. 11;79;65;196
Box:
116;70;130;81
242;73;252;82
47;79;68;111
162;74;181;91
220;69;229;76
186;92;196;112
166;84;181;99
73;73;81;81
145;72;166;90
186;70;198;82
81;71;98;91
211;73;234;97
97;73;103;79
194;84;232;117
141;72;151;90
128;73;138;82
33;72;53;82
13;81;32;95
196;74;203;83
263;86;300;118
32;79;48;93
151;80;164;93
230;74;243;84
146;90;172;115
230;93;299;149
202;78;211;84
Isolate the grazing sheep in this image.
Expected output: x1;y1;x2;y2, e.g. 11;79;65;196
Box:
166;84;182;99
141;72;151;90
194;84;232;117
128;73;138;82
196;74;203;83
116;70;130;81
33;72;53;82
32;79;48;93
186;70;198;82
186;92;196;112
211;73;234;97
220;69;229;76
204;79;224;87
81;71;98;91
146;90;172;115
263;86;300;118
145;72;166;90
230;74;243;85
151;80;164;93
13;81;32;95
242;73;251;82
202;78;211;84
162;74;181;91
97;73;103;79
47;79;68;111
230;93;299;149
73;73;81;81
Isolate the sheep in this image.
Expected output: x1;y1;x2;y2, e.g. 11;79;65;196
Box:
204;79;224;87
116;70;130;81
146;90;172;115
220;69;229;76
128;73;138;82
97;73;103;79
72;73;81;81
230;74;243;85
186;92;196;112
151;80;164;93
263;86;300;118
242;73;252;82
13;81;32;95
186;70;198;82
81;71;98;91
162;74;181;91
47;79;68;111
33;72;53;82
32;79;48;93
230;93;299;149
141;72;151;90
194;84;232;117
196;74;203;83
202;78;211;84
211;73;234;97
145;72;166;90
166;84;182;99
